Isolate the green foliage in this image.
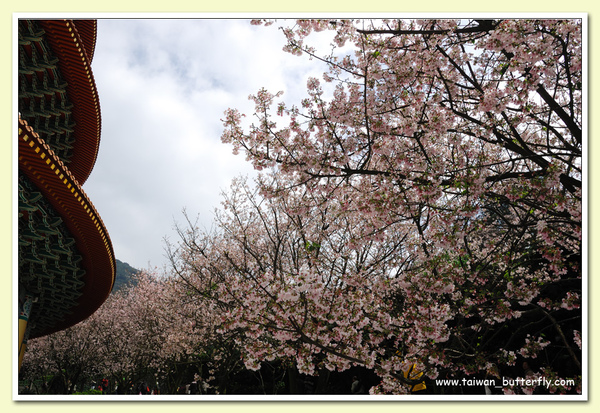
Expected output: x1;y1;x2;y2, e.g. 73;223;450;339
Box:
73;389;103;395
113;259;141;292
304;241;321;252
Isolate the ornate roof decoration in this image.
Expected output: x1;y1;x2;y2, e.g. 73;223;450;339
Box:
18;19;114;339
19;19;101;186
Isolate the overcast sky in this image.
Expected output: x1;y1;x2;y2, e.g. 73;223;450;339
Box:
83;18;333;271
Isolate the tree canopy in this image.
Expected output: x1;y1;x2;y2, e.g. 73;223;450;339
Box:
215;18;583;394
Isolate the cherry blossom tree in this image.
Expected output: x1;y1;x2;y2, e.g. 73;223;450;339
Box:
21;18;584;396
214;18;583;394
19;314;105;394
20;270;223;395
90;270;227;394
170;175;418;391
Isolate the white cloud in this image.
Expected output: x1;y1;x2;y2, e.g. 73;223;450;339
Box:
83;18;332;271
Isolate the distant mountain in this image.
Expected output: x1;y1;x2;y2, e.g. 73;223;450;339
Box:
112;259;141;292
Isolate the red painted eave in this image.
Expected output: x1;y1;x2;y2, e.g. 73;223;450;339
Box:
39;19;101;186
19;118;115;336
72;20;97;62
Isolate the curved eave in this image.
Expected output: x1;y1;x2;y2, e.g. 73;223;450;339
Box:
39;19;101;186
18;118;115;337
71;20;97;63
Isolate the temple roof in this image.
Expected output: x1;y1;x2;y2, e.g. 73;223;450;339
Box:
18;19;115;338
19;19;101;186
